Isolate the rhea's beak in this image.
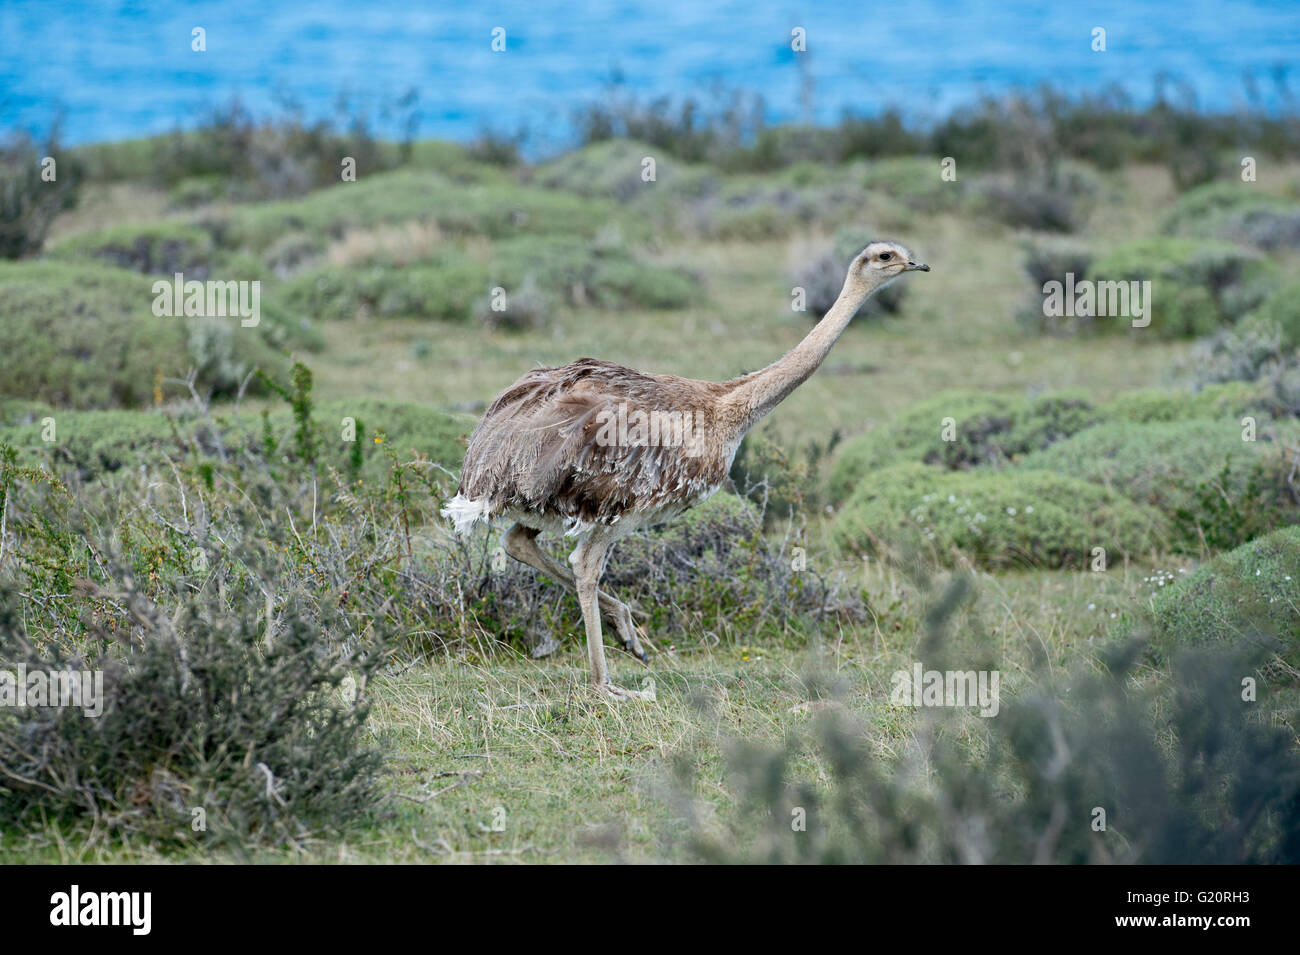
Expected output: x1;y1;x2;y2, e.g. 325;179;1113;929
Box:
906;261;931;272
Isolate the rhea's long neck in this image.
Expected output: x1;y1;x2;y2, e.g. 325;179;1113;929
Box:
723;276;876;433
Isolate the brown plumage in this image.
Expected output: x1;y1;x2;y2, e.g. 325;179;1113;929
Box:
458;358;735;526
443;240;930;698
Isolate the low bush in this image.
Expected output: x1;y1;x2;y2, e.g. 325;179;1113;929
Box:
1020;418;1300;551
1021;236;1095;290
277;259;491;321
0;130;82;259
0;261;294;409
693;176;868;240
0;395;470;488
831;463;1167;568
533;138;704;202
492;235;699;310
1098;381;1270;424
1085;237;1267;338
1249;281;1300;348
475;273;554;331
48;222;217;277
603;492;854;639
969;169;1090;232
1148;526;1300;668
0;587;388;848
279;237;699;322
729;427;839;523
1163;181;1300;251
676;633;1300;863
859;157;960;215
223;170;633;253
826;391;1099;503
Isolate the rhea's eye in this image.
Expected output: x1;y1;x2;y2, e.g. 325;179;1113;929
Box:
879;252;892;261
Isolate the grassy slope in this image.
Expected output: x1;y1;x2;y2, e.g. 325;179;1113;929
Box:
3;561;1162;863
4;150;1297;863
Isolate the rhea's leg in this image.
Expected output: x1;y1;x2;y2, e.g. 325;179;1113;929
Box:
569;533;654;701
502;524;646;660
570;535;612;687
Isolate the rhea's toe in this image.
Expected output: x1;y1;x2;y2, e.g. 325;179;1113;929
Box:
601;682;656;702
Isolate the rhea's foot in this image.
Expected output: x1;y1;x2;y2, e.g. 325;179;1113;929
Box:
608;613;649;662
594;680;656;702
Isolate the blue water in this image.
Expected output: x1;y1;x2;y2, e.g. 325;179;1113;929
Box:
2;0;1297;152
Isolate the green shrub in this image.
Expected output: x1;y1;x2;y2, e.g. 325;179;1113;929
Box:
1021;235;1095;289
0;585;387;847
534;138;700;201
0;261;290;409
475;273;554;330
404;139;518;184
729;429;821;521
1162;182;1270;234
262;230;327;276
859;157;960;215
1179;314;1300;421
308;398;470;480
279;237;698;321
1163;181;1300;250
1020;418;1300;551
1085;237;1266;338
491;234;699;310
1148;526;1300;667
829;393;1018;501
224;170;633;252
1098;381;1270;424
970;171;1089;232
0;397;470;486
827;391;1099;503
0;131;82;259
831;463;1167;568
48;222;217;276
693;175;867;239
677;634;1300;863
604;492;850;639
277;259;492;321
585;256;699;309
0;407;185;478
1249;281;1300;348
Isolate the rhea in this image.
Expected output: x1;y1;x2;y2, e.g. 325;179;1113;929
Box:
443;241;930;698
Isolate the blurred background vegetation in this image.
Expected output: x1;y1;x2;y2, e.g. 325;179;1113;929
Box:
1;77;1299;861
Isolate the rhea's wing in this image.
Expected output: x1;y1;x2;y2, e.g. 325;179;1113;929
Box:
458;359;726;524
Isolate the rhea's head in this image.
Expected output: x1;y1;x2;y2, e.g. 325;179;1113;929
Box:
846;240;930;295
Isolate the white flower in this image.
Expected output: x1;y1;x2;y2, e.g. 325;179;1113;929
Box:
1006;507;1017;516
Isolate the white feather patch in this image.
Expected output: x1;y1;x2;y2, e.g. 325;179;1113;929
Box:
441;494;492;537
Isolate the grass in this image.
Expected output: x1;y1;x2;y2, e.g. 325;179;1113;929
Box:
3;130;1299;863
0;559;1167;864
